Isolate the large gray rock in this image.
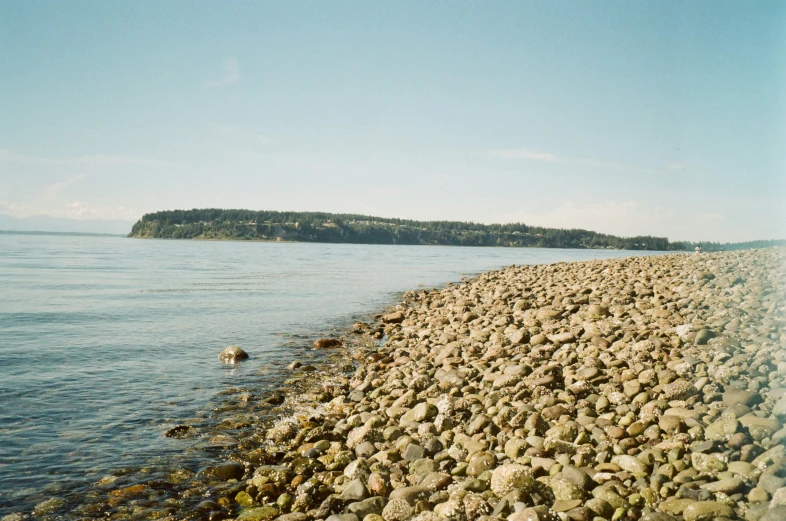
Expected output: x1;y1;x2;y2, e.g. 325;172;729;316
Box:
340;479;369;501
347;497;388;518
402;443;427;461
761;506;786;521
723;389;763;407
705;417;740;442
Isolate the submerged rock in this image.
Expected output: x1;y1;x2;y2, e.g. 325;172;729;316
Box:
164;424;195;438
199;461;244;481
313;338;342;349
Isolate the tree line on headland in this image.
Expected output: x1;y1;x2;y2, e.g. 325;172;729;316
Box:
128;209;784;251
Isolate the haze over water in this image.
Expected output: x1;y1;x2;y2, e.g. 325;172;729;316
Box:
0;235;662;515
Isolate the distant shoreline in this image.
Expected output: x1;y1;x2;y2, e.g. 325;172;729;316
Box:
127;235;640;250
128;209;786;252
0;229;127;238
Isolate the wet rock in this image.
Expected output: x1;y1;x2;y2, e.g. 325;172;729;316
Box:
236;506;280;521
690;453;727;475
278;514;309;521
218;345;249;363
266;421;299;443
382;311;405;324
1;515;29;521
740;415;781;441
314;338;342;349
33;498;65;516
165;424;194;438
200;462;245;481
236;491;255;507
723;389;763;408
705;418;740;442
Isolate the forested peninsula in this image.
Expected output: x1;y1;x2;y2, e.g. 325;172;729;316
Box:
128;209;784;251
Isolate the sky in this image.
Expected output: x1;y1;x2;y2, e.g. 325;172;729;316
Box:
1;1;785;242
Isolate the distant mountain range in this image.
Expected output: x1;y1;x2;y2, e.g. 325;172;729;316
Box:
0;214;133;235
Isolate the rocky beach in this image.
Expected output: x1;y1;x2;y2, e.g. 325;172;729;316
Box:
11;247;786;521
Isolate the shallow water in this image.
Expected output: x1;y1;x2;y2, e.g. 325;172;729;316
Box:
0;235;663;514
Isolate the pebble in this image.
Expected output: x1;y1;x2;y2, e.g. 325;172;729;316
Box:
85;248;786;521
681;501;734;521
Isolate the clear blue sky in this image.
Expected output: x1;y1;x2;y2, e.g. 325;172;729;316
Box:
1;1;784;242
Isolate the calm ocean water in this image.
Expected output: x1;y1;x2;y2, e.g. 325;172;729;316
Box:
0;235;662;515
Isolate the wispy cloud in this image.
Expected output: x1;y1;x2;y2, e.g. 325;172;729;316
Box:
0;194;141;221
61;201;137;220
0;149;186;168
205;57;240;87
488;148;624;170
0;200;28;214
44;173;86;200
